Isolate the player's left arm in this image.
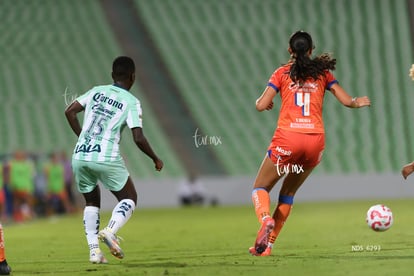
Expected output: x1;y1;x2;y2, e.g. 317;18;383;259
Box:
131;127;163;171
256;86;276;111
64;100;84;137
329;83;371;108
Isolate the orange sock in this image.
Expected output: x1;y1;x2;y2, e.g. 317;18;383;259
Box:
252;188;271;223
268;195;293;245
0;224;6;262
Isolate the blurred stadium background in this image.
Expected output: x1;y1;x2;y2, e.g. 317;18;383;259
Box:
1;0;414;208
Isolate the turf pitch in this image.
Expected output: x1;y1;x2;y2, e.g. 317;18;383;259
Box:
5;199;414;275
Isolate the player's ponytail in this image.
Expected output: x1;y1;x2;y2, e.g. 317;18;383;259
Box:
289;31;336;83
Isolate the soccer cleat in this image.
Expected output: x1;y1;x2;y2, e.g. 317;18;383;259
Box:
249;246;260;256
249;245;272;256
253;217;275;254
89;248;108;264
260;246;272;256
0;260;11;275
98;228;124;259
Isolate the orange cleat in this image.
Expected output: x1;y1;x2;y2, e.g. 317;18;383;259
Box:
260;246;272;256
252;217;275;254
249;246;260;256
249;246;272;256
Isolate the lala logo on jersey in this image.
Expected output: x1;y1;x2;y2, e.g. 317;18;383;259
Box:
75;143;101;153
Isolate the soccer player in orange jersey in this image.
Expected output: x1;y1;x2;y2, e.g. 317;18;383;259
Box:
249;31;371;256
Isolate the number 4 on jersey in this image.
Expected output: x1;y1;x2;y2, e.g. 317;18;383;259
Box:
295;92;310;116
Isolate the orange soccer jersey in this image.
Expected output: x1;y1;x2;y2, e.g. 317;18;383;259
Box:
268;63;338;133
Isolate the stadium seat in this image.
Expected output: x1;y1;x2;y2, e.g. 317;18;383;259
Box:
135;0;414;175
0;0;185;178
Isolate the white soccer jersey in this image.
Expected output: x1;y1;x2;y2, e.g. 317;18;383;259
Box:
72;84;142;162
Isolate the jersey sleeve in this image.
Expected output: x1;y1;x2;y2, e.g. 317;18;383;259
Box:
126;98;143;129
325;71;338;90
267;68;281;92
75;89;93;107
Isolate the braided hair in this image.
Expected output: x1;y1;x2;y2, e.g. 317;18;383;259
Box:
288;31;336;83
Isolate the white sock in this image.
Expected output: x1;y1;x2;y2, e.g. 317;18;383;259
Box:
83;206;100;251
106;199;135;234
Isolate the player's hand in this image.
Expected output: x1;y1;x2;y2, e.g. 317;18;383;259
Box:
154;159;163;171
355;96;371;108
401;162;414;179
265;101;274;110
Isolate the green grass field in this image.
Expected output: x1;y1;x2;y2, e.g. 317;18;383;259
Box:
5;199;414;276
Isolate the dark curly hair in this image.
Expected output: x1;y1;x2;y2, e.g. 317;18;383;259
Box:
288;31;336;83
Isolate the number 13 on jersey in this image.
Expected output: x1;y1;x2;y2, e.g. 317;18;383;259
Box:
295;92;310;116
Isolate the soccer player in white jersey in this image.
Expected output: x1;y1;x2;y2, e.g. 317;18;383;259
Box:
65;56;163;263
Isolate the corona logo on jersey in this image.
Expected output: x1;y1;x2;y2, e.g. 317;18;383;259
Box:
92;92;124;110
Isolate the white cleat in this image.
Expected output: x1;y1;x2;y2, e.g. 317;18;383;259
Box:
89;248;108;264
98;228;124;259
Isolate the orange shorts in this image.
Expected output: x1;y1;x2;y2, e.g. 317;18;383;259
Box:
267;128;325;170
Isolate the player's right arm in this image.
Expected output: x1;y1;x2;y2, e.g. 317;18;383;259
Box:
256;86;276;111
64;100;84;137
131;127;163;171
256;67;285;111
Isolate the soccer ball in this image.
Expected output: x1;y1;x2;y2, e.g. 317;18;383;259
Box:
366;204;393;232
